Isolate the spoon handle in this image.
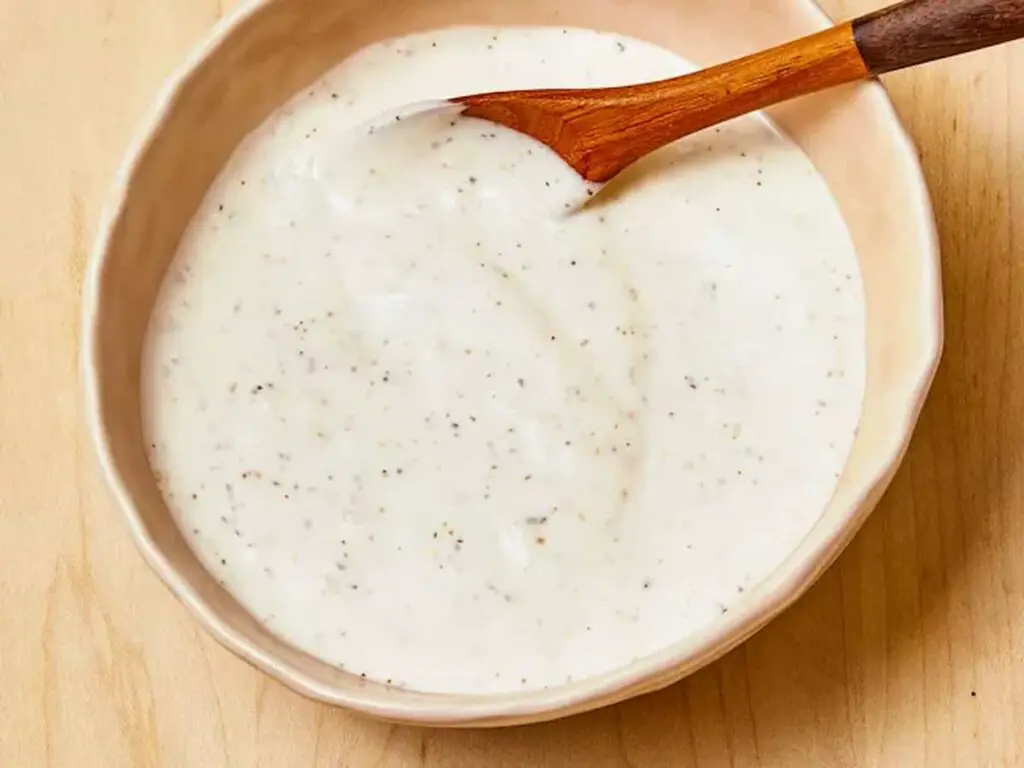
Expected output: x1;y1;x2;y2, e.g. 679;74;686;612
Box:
593;0;1024;179
853;0;1024;76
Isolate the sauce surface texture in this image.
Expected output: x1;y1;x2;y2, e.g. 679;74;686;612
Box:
143;27;865;694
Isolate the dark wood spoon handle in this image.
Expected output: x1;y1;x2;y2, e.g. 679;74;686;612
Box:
853;0;1024;75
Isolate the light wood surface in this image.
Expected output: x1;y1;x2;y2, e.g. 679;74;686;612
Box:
1;0;1022;764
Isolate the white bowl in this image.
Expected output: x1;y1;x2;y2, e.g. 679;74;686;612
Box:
82;0;941;726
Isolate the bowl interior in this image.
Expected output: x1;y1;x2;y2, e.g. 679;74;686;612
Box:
85;0;939;726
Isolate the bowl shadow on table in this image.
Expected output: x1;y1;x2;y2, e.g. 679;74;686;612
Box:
353;93;1020;767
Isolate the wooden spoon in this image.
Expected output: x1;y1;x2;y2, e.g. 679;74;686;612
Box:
455;0;1024;183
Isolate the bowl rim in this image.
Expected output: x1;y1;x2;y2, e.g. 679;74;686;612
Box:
81;0;942;726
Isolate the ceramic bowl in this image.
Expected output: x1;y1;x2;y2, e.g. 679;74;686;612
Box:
82;0;942;726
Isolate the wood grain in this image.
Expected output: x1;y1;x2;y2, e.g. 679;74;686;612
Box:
2;0;1024;765
854;0;1024;74
457;25;868;182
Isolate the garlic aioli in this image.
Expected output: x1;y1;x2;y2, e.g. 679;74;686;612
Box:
143;27;865;694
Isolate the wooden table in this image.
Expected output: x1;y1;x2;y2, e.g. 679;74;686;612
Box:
1;1;1022;765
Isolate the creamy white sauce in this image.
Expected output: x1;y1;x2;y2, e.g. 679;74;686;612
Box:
143;27;865;694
